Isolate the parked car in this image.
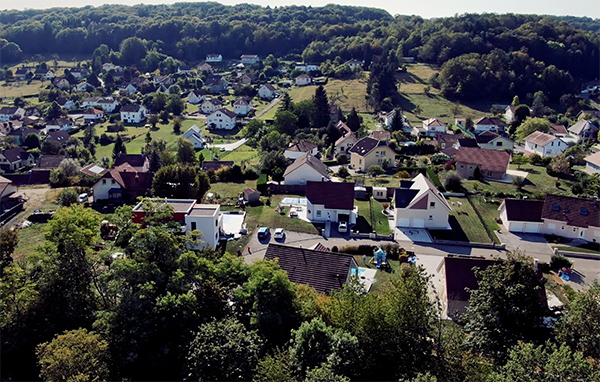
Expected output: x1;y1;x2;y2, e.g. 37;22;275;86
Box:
258;226;270;239
338;221;348;233
78;193;89;203
273;228;285;240
220;147;226;152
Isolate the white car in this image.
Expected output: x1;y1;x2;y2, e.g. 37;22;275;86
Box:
220;147;226;152
273;228;285;240
78;193;89;203
338;221;348;233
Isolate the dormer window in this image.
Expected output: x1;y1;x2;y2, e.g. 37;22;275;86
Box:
580;208;589;216
552;204;560;211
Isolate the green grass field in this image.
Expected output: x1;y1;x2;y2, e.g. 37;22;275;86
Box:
430;196;492;243
289;77;369;113
354;198;392;235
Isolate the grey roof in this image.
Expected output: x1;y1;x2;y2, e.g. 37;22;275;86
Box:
348;137;380;156
284;153;329;178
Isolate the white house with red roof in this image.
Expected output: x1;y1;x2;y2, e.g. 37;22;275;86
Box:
295;74;313;86
524;131;567;157
207;109;237;130
258;84;278;99
283;153;330;185
422;118;447;137
233;97;253;115
455;147;510;180
305;181;357;225
474;116;507;134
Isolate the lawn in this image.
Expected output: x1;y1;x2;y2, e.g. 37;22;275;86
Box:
12;223;48;261
289;77;369;113
221;144;260;164
354;198;392;235
552;243;600;255
208;180;258;201
468;195;501;244
430;196;492;243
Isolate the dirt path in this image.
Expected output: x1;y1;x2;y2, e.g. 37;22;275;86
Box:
5;186;55;228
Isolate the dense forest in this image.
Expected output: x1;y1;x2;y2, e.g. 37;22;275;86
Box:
1;4;599;89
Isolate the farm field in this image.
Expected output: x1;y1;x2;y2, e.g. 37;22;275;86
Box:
289;77;369;113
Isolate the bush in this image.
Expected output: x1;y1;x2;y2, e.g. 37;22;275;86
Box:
58;189;79;207
550;254;573;271
336;154;348;165
442;171;462;192
243;168;259;180
256;173;267;193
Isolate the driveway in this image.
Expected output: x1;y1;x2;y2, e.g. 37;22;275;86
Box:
495;229;553;257
207;138;248;151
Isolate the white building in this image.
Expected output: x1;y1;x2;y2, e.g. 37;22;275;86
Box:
120;104;147;124
284;141;319;160
474;116;507;134
523;131;567;157
206;54;223;63
393;173;451;229
97;98;120;113
207;108;237;130
584;151;600;175
283;153;330;185
183;125;204;149
240;55;260;65
233;97;253;115
200;98;223;114
258;84;278;99
568;120;599;143
305;181;357;225
422;118;447;137
187;90;207;104
295;74;313;86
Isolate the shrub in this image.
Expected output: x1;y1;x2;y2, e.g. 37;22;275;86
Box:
58;189;79;207
550;254;573;271
336;154;348;165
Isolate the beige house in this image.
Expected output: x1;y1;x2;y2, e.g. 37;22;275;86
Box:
348;137;395;172
454;147;510;180
476;131;514;151
393;173;451;229
584;151;600;175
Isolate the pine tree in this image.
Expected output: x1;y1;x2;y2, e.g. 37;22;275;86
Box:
149;149;162;172
312;85;330;128
112;134;127;159
346;107;362;132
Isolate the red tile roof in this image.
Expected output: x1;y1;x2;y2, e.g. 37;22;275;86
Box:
524;131;559;146
306;181;354;210
454;147;510;174
541;194;600;228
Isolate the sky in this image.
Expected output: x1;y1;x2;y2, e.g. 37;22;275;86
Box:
6;0;600;19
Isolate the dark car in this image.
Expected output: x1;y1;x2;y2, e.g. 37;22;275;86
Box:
258;226;270;239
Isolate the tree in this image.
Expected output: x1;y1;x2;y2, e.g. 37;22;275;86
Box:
149;148;162;172
172;116;182;134
511;154;529;170
413;104;422;116
337;166;350;179
489;342;599;382
23;133;40;149
514;105;530;124
367;165;384;177
0;228;19;275
450;103;463;119
46;101;63;119
82;125;96;146
555;281;600;359
511;96;520;106
120;37;147;66
36;329;110;382
260;151;289;181
274;110;298;136
186;318;263;381
465;117;474;132
112;134;127;159
442;171;462;191
390;109;404;132
547;152;571;177
148;114;159;128
346;107;362;132
515;117;551;141
279;92;293;112
254;349;298;382
152;164;210;200
464;252;548;364
58;189;79;207
312;85;330;128
511;176;525;190
167;94;185;115
176;137;196;165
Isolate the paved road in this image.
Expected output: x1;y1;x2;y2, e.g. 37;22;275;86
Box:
207;138;248;151
254;97;280;118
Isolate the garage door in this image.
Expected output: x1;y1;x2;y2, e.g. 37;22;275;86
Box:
397;218;410;227
413;219;425;228
525;224;540;233
510;222;524;232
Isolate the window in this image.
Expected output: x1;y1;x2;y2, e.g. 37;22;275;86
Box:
496;141;502;146
216;220;218;226
111;179;116;184
561;226;565;230
573;227;577;232
548;223;556;229
428;215;433;220
552;204;560;211
381;151;386;156
430;202;436;208
191;222;197;231
102;179;106;184
580;208;589;216
316;210;321;217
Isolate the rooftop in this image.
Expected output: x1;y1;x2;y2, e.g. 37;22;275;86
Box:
454;147;511;174
524;131;559;146
133;198;197;214
189;204;219;216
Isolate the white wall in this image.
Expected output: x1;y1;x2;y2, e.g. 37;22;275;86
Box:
92;178;120;200
395;193;449;229
285;166;329;185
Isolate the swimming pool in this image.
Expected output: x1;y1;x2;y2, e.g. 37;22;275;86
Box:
280;197;307;205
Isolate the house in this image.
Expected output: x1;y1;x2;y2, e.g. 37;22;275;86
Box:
0;148;34;171
183;125;204;149
393;173;451;229
284;153;330;185
34;68;54;80
8;127;39;146
379;110;396;129
207;109;237;130
0;175;18;199
242;188;261;205
15;68;30;80
24;107;41;117
295;63;319;72
206;76;228;93
37;154;68;170
120;104;146;124
422;118;447;137
334;130;358;158
200;98;223;114
568;120;599;143
206;54;223;63
45;118;74;132
82;108;105;123
101;63;120;72
45;130;70;145
524;131;567;157
258;84;278;99
436;256;501;318
264;243;359;294
97;98;120;113
474;117;507;134
233;97;253;116
0;107;25;122
498;198;545;233
370;131;391;143
92;163;153;203
576;109;600;121
187;90;208;104
584;151;600;175
344;59;363;70
113;154;150;172
305;181;356;224
295;74;313;86
436;132;464;156
201;161;234;172
56;97;76;110
238;73;256;85
550;124;568;137
177;65;193;75
476;131;514;151
80;163;108;178
348;137;395;172
454;147;510;180
53;77;71;89
499;195;600;242
196;63;213;72
132;199;222;250
240;54;260;65
76;82;94;92
454;118;466;128
81;97;101;108
70;67;89;79
284;141;319;160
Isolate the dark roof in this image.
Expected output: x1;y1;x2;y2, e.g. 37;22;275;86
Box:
503;199;544;222
113;154;148;172
455;147;510;174
476;131;501;144
262;83;277;91
550;124;568;135
336;121;352;136
458;138;478;148
102;163;154;192
541;194;600;228
284;153;329;178
348;137;379;156
474;116;506;126
436;132;463;146
0;106;20;115
37;155;67;169
287;140;317;153
213;108;237;119
370;131;391;141
45;130;70;143
2;147;29;162
394;189;420;208
202;161;234;171
306;181;354;210
264;243;357;294
9;127;38;138
120;104;142;112
440;256;501;302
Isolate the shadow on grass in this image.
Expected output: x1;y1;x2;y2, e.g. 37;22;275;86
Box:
354;216;373;233
397;94;416;112
429;216;469;242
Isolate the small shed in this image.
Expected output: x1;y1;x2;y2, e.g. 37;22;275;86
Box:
354;185;367;200
243;188;261;205
372;186;388;201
